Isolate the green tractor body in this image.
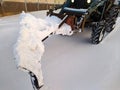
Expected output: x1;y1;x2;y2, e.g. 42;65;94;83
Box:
47;0;119;44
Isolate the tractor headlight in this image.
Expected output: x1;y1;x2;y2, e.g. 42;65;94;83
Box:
71;0;74;3
87;0;91;3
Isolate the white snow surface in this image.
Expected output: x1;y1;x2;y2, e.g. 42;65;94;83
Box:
0;10;120;90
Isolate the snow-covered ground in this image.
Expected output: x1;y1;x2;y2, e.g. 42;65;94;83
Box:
0;10;120;90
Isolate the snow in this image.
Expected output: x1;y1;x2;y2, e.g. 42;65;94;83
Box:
14;11;73;87
0;10;120;90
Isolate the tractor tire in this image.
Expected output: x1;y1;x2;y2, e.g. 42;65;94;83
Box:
105;6;119;32
91;21;105;44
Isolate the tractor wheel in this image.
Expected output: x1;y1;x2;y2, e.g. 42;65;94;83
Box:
91;21;105;44
105;6;119;32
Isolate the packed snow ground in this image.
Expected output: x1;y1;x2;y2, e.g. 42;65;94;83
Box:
0;10;120;90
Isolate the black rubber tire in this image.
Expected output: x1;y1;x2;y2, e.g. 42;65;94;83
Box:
91;22;105;44
105;6;119;32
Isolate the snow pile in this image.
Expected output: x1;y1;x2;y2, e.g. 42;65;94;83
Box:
14;12;73;87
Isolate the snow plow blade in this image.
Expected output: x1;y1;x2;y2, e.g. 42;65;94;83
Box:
14;11;73;90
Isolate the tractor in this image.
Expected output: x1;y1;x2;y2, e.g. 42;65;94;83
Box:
27;0;120;90
47;0;120;44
